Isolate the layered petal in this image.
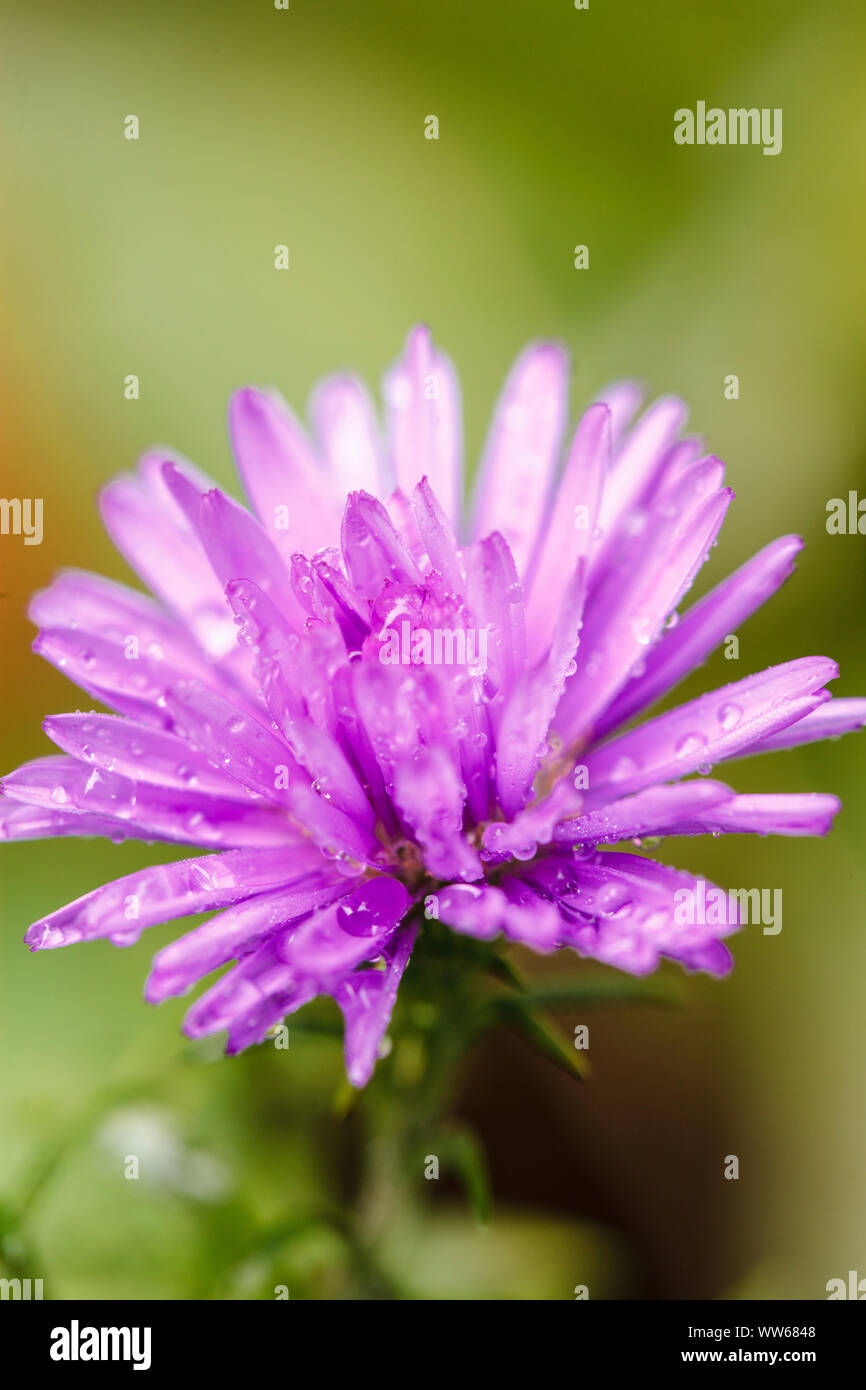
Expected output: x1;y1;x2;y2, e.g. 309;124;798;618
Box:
23;848;303;949
229;387;341;555
597;535;804;737
333;923;418;1087
583;657;837;805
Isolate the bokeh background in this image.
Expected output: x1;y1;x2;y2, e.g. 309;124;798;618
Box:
1;0;865;1299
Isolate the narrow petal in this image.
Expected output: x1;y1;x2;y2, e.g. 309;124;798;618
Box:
333;924;418;1087
732;697;866;756
2;756;294;849
29;570;215;673
470;342;569;575
592;395;688;559
412;476;464;594
164;679;380;864
341;490;420;600
229;387;340;555
175;481;304;630
594;380;642;447
182;937;317;1051
99;467;240;659
463;532;527;732
557;476;733;743
552;780;734;846
525;403;610;660
43;713;242;796
33;628;186;727
23;848;303;949
496;560;587;817
163;681;298;804
393;745;482;882
283;877;411;980
583;658;837;806
310;375;384;499
525;850;737;976
597;535;804;737
225;580;375;828
0;797;170;844
146;873;353;1002
646;791;842;838
384;326;463;529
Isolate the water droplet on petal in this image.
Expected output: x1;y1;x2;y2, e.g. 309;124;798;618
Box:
717;702;742;731
674;731;708;759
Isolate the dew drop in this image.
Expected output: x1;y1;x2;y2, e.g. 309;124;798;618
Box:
717;702;742;731
596;882;633;918
674;731;708;759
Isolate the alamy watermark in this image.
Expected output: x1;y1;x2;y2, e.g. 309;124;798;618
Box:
378;621;488;673
674;879;782;935
0;497;43;545
674;103;782;156
1;1277;44;1300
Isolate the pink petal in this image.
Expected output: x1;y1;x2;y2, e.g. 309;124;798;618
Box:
146;873;353;1002
470;342;569;575
229;387;341;555
310;374;384;499
597;535;804;737
384;325;463;530
23;847;302;949
583;657;838;805
333;924;418;1087
525;402;610;661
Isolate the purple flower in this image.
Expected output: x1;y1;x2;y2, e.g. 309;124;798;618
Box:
3;326;864;1086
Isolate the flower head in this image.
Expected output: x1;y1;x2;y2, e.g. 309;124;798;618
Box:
3;327;864;1085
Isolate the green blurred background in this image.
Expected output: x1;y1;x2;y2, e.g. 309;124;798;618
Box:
1;0;865;1299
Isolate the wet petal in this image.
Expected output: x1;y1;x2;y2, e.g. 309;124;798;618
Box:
146;873;353;1002
393;745;481;882
22;848;301;949
341;490;420;600
525;403;610;661
592;395;688;563
412;476;464;594
182;936;317;1052
732;696;866;756
597;535;804;738
557;479;734;742
310;374;384;499
496;560;587;817
647;791;842;838
384;325;463;530
0;797;169;844
333;924;418;1087
284;877;411;980
2;755;294;849
553;779;733;845
99;464;240;659
583;657;837;805
471;342;569;576
229;387;341;555
463;531;526;731
43;713;242;796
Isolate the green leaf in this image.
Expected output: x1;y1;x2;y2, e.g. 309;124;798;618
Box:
487;997;589;1081
509;975;678;1012
436;1125;493;1224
